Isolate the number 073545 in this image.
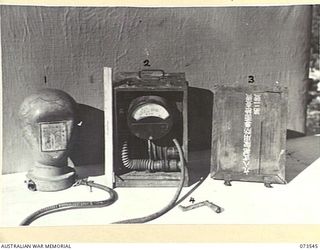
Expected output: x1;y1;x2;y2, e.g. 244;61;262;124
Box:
299;244;319;248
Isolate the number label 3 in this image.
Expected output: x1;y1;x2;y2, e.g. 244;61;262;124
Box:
248;75;255;84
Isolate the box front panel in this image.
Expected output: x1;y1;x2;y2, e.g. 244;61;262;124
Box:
212;87;286;184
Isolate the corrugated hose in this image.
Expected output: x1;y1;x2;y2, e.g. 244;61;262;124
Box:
112;138;185;224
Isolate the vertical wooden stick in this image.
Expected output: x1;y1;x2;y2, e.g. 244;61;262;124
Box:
104;67;113;187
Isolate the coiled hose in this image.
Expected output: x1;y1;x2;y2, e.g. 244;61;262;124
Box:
121;141;167;171
112;138;186;224
20;179;117;226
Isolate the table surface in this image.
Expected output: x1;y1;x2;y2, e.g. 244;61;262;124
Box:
1;136;320;227
1;162;320;227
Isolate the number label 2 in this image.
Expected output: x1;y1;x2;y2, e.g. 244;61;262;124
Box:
143;59;151;67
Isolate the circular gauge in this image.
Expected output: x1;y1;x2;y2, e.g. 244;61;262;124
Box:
132;103;170;121
127;96;173;140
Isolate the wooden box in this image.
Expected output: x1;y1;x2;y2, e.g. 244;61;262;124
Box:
112;70;188;187
210;85;288;186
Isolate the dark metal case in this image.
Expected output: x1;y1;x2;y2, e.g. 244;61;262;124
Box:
113;70;188;187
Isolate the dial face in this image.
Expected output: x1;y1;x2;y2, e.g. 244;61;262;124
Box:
132;103;170;121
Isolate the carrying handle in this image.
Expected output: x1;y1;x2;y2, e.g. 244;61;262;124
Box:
139;69;165;79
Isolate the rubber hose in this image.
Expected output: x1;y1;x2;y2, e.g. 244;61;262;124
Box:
20;180;117;226
20;139;186;225
112;138;186;224
121;141;166;171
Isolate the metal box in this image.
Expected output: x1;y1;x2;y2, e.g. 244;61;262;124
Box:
211;85;288;186
113;70;188;187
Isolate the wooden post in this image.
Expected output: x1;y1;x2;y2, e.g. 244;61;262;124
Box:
104;67;113;187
